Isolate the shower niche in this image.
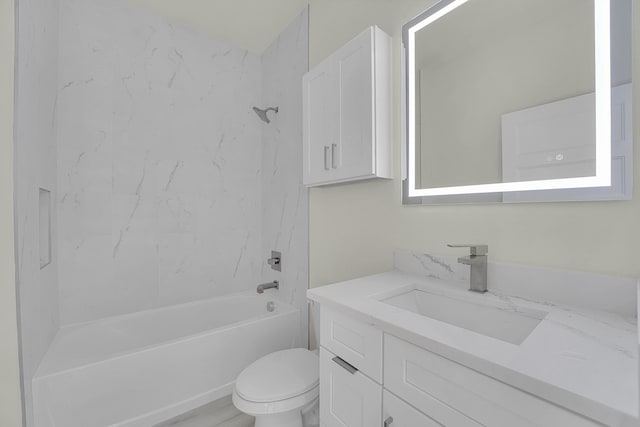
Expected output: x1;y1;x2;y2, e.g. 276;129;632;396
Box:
39;188;51;269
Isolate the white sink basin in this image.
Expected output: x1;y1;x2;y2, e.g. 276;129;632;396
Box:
382;288;548;345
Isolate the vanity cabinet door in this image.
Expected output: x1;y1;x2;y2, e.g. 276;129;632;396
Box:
319;347;382;427
384;335;603;427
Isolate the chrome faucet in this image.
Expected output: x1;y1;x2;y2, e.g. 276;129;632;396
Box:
257;280;279;294
448;244;488;293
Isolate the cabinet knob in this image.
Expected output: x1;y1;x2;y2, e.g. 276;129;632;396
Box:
383;416;394;427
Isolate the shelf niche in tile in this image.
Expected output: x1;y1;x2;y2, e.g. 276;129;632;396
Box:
39;188;51;269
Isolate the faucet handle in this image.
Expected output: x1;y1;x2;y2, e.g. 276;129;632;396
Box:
447;244;488;256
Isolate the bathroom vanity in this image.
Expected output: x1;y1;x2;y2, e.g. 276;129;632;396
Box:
307;252;638;427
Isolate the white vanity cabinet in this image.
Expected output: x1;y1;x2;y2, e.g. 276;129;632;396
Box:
317;306;604;427
303;26;392;187
318;307;383;427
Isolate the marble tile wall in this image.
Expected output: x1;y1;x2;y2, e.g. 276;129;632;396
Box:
14;0;60;425
57;0;263;324
260;8;309;349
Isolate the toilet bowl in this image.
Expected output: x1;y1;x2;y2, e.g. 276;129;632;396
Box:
232;348;319;427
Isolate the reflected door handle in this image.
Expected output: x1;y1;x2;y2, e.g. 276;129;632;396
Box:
331;143;338;169
324;146;330;170
384;416;394;427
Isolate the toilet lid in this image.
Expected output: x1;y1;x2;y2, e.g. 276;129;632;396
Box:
235;348;319;403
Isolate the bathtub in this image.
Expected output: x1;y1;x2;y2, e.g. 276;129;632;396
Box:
32;292;300;427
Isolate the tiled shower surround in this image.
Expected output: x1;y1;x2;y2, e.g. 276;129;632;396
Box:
14;1;60;426
261;9;310;349
56;0;309;338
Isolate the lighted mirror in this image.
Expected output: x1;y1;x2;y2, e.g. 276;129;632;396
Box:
402;0;633;204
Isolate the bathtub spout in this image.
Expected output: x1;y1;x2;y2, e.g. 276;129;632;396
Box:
257;280;279;294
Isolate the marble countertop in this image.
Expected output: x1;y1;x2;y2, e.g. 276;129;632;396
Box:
307;270;638;426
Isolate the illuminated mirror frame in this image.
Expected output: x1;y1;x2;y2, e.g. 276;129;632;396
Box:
403;0;611;198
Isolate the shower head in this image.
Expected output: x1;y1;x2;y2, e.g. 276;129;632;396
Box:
253;106;279;124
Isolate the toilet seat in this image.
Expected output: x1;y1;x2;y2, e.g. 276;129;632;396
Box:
232;348;319;416
233;383;319;416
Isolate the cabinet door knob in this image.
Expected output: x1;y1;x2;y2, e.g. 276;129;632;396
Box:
324;146;330;170
384;416;394;426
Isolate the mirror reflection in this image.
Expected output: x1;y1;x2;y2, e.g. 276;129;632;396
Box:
404;0;633;203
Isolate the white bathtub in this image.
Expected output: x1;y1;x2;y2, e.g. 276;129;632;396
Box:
32;292;300;427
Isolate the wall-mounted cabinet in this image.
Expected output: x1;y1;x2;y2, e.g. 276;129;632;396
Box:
303;26;392;187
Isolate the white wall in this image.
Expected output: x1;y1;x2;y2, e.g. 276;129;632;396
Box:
0;0;22;424
57;0;263;324
14;0;60;424
260;8;309;349
308;0;640;290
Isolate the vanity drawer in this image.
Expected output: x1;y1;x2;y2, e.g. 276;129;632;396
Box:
384;335;602;427
320;306;382;382
320;347;382;427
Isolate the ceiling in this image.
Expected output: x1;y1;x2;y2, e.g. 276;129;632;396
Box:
127;0;308;53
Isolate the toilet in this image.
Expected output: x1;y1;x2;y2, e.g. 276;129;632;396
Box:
232;348;319;427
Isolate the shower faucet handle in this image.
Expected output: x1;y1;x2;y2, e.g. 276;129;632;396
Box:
267;250;281;272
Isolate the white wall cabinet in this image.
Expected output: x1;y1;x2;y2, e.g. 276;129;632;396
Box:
303;26;392;187
317;306;603;427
